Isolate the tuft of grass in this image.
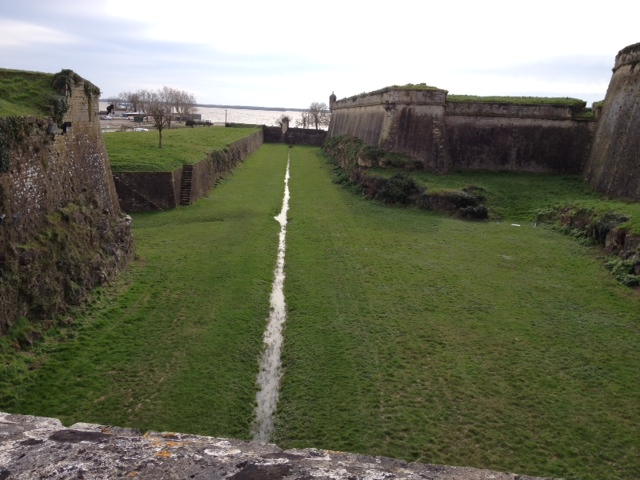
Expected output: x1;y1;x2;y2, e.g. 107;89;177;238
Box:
104;127;259;172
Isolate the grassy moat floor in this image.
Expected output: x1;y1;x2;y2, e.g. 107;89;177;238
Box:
1;145;639;480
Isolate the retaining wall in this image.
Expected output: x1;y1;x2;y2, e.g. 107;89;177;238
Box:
263;126;327;146
113;129;263;212
190;130;264;200
0;412;550;480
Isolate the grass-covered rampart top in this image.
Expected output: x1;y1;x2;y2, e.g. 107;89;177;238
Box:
342;83;445;102
338;84;593;116
104;127;259;172
0;68;100;125
0;69;56;117
447;94;587;107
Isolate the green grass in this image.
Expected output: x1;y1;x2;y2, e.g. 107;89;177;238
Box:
104;127;259;172
1;145;639;480
0;144;289;438
446;94;586;107
275;148;640;480
0;68;56;117
369;168;640;233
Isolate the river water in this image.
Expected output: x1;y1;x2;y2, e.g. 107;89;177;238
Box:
99;102;306;127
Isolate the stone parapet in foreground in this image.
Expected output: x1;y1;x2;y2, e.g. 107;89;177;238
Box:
0;412;556;480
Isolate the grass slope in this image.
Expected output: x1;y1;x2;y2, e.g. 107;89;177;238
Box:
1;144;290;438
371;168;640;233
104;126;259;172
275;147;640;480
0;68;55;117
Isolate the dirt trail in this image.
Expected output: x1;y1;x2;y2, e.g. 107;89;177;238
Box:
251;151;290;443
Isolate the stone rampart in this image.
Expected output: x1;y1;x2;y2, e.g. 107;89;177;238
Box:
445;108;594;173
328;89;593;174
329;89;451;171
0;72;134;332
584;42;640;200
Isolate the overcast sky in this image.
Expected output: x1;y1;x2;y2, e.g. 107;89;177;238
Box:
1;0;637;109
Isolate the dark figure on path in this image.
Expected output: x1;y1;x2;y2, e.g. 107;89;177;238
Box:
106;104;114;115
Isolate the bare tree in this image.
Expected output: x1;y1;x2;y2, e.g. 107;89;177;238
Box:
146;89;172;148
136;89;153;118
170;88;198;117
295;111;310;129
142;86;198;147
307;102;330;130
118;90;142;112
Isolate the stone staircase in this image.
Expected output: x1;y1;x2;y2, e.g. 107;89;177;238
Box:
180;164;194;206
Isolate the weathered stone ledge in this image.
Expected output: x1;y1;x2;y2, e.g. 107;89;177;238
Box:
0;412;556;480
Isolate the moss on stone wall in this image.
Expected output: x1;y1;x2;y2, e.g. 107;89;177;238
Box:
0;69;132;334
0;203;134;333
0;117;32;173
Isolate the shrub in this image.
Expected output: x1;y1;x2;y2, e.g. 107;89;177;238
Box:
458;205;489;220
605;255;640;287
585;211;629;245
373;174;424;205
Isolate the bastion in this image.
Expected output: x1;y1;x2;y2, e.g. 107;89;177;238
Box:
0;69;135;332
584;42;640;200
328;42;640;201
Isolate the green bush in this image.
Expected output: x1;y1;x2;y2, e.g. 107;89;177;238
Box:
605;255;640;287
373;173;424;204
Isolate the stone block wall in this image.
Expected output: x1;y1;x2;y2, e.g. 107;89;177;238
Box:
445;111;594;173
329;89;449;170
190;130;263;200
112;170;181;211
584;42;640;200
328;89;594;174
263;126;327;146
0;75;134;332
0;412;551;480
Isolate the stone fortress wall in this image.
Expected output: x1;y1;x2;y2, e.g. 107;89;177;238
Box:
584;42;640;200
0;72;135;332
328;42;640;201
329;88;595;176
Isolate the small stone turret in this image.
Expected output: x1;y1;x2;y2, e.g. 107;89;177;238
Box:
329;91;337;111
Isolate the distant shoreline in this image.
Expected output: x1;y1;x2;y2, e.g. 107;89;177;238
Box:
99;99;306;112
197;104;306;112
